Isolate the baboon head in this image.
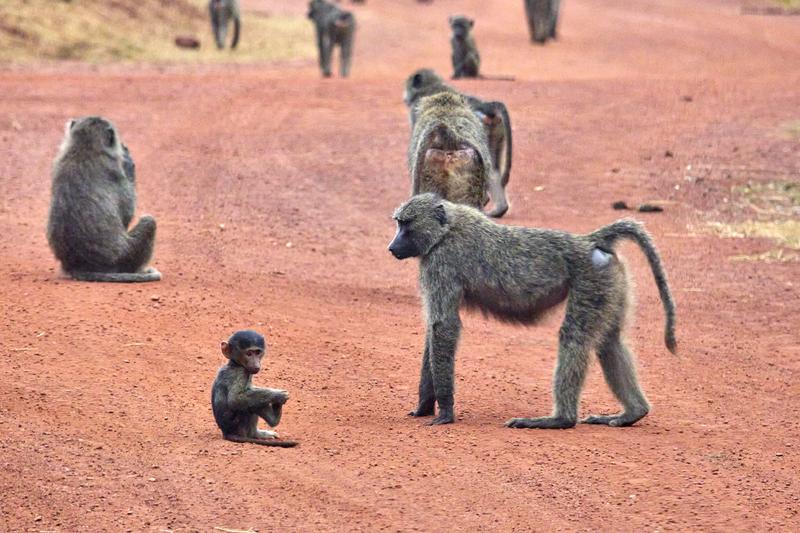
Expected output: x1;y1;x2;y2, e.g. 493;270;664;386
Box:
221;330;266;374
60;116;122;158
307;0;321;19
403;68;443;105
389;193;450;260
449;15;474;39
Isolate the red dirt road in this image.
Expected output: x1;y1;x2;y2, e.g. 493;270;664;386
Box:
1;1;799;531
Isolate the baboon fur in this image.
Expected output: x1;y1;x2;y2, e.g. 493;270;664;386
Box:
449;15;480;79
404;68;512;194
209;0;241;50
525;0;560;44
388;194;677;427
47;116;160;282
408;92;508;217
212;330;298;447
308;0;356;78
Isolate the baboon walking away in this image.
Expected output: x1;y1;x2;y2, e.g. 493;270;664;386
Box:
388;194;676;427
409;92;509;217
308;0;356;78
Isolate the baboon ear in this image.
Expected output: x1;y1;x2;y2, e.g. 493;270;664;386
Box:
469;19;475;28
434;203;448;226
69;119;76;130
221;341;232;359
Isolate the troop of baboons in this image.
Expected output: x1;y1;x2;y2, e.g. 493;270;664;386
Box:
42;0;677;447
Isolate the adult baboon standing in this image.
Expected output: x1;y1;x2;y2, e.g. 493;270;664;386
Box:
388;194;676;427
209;0;241;50
308;0;356;78
47;117;160;282
525;0;560;44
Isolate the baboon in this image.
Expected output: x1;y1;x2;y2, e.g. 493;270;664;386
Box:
212;330;298;447
449;16;480;79
308;0;356;78
47;117;161;283
209;0;241;50
525;0;560;44
388;194;677;427
403;68;512;199
409;92;508;218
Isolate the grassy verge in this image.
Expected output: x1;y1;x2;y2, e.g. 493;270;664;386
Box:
0;0;314;64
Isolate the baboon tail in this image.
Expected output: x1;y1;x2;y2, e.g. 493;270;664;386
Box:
591;219;677;354
224;435;299;448
231;16;240;49
70;269;162;283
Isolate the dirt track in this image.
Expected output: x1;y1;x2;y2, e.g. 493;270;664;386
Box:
1;0;799;531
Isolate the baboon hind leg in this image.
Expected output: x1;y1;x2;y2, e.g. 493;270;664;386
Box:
119;215;157;272
583;330;650;427
340;34;354;77
506;298;593;429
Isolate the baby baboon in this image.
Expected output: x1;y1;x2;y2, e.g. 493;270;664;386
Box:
404;68;512;198
388;194;676;427
47;117;160;283
449;16;480;79
212;330;298;447
308;0;356;78
209;0;241;50
524;0;560;44
409;92;508;217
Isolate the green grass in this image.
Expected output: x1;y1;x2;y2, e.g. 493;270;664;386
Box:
0;0;314;64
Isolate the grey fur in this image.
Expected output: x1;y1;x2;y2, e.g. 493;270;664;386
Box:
388;194;677;427
47;116;160;283
449;15;480;79
409;92;508;218
308;0;356;78
209;0;241;50
212;330;298;448
403;68;512;206
524;0;560;44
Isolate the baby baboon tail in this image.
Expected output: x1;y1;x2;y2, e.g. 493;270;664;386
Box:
70;268;162;283
591;219;677;353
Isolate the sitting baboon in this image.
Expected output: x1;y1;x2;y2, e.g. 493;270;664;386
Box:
403;68;512;202
524;0;560;44
307;0;356;78
388;194;677;427
47;117;160;282
409;92;508;217
212;330;298;447
449;15;480;79
209;0;241;50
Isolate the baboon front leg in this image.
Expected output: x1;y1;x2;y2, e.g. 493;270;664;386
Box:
506;322;589;429
583;332;649;427
427;318;460;425
320;34;333;77
120;215;157;273
409;344;435;417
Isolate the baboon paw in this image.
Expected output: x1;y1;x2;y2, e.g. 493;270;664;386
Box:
408;407;435;417
427;414;454;425
583;412;645;427
504;417;575;429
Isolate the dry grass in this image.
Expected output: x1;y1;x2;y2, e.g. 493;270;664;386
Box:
0;0;314;64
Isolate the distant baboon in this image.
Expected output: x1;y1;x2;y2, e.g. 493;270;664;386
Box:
308;0;356;78
449;16;480;79
388;194;676;427
525;0;560;44
409;92;508;217
209;0;241;50
404;68;512;198
47;117;161;283
212;330;298;447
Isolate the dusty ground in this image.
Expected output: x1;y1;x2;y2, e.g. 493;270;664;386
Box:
1;0;799;531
